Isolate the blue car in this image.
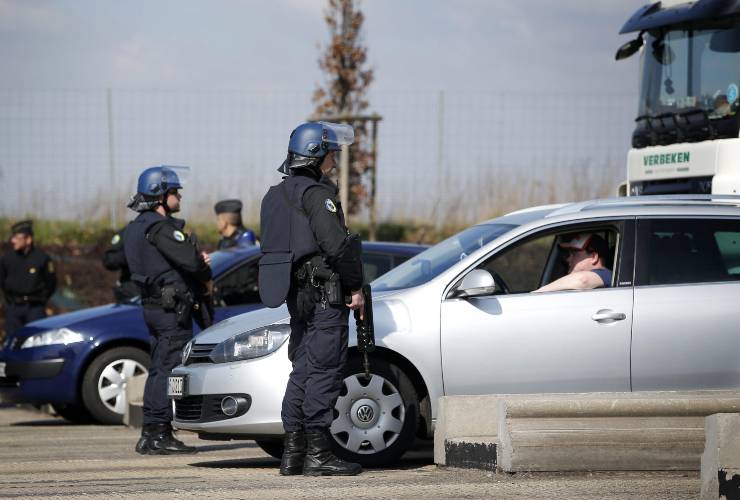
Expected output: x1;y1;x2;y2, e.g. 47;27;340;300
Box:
0;242;426;424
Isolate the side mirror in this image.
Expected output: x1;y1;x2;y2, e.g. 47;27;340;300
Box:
454;269;495;298
615;35;644;61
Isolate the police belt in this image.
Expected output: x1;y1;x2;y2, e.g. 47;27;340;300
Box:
293;257;343;306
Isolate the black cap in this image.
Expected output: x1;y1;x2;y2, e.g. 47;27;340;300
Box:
214;199;243;215
11;220;33;236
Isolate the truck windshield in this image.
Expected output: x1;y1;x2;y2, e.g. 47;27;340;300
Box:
639;27;740;121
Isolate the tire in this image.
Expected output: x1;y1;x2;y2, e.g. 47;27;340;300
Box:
329;357;419;467
81;347;149;425
51;403;93;424
255;439;284;460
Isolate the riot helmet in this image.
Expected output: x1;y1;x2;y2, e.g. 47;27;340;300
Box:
278;121;354;175
128;165;189;212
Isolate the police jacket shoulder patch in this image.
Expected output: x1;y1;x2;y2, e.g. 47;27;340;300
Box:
325;198;337;213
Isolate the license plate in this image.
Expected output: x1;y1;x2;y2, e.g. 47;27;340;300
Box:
167;375;187;399
0;362;5;378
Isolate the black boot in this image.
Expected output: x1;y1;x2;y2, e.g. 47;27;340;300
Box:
135;423;157;455
148;423;197;455
279;431;306;475
303;430;362;476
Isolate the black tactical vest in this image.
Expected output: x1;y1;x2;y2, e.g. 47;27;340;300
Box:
123;211;185;294
258;175;323;307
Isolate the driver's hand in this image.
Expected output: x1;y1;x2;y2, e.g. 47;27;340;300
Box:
347;289;365;320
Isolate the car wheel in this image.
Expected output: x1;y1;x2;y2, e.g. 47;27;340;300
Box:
51;403;93;423
81;347;149;425
255;439;284;460
330;357;419;467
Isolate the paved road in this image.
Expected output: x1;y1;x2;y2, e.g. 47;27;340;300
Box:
0;406;699;499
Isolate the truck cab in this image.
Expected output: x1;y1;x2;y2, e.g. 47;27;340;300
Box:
617;0;740;196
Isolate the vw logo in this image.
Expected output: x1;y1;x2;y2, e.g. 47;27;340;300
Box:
356;405;374;423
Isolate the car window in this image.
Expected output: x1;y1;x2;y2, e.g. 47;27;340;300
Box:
476;226;621;294
214;259;260;306
636;218;740;286
479;234;555;293
362;253;393;283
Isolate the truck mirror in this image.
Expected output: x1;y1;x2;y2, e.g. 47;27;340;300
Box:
615;36;643;61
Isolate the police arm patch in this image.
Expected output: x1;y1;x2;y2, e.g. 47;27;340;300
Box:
111;234;121;245
325;198;337;213
173;230;186;242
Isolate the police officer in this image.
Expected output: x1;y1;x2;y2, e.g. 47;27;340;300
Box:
123;166;211;455
101;226;139;302
213;199;257;249
259;122;364;476
0;220;56;336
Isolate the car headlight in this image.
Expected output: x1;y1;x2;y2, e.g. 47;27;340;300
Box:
209;324;291;363
20;328;85;349
182;339;194;365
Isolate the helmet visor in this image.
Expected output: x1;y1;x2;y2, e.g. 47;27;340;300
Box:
162;165;191;189
318;122;354;149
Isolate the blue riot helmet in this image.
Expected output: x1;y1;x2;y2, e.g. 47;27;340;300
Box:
128;165;190;212
278;121;354;175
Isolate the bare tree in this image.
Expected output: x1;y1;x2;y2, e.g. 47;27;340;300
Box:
313;0;374;215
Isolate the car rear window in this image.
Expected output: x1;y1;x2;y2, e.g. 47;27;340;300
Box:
635;218;740;286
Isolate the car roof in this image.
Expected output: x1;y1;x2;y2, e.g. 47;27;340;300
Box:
482;195;740;228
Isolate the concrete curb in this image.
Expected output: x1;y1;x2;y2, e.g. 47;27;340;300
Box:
701;413;740;500
435;391;740;472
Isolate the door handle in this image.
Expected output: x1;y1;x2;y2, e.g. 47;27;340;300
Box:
591;309;626;323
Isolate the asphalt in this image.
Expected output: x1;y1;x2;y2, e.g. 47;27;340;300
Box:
0;406;700;499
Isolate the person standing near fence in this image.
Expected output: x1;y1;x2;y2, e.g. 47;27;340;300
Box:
213;199;257;249
259;121;365;476
0;220;57;336
124;166;211;455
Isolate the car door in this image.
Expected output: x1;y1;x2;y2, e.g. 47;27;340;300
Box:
631;217;740;390
440;220;634;395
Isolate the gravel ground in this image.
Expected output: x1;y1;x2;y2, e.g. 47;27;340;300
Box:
0;406;699;499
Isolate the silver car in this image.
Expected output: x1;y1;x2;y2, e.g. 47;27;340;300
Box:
170;195;740;466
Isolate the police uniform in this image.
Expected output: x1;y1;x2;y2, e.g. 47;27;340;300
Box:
124;165;210;455
213;199;257;250
0;221;56;336
101;226;138;302
259;121;363;477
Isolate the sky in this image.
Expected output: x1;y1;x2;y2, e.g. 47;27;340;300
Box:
0;0;645;93
0;0;649;223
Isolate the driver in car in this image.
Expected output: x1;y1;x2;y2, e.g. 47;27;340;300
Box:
534;233;612;292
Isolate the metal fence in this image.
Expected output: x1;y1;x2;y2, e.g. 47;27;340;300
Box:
0;89;635;227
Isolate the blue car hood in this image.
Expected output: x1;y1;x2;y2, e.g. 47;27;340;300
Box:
19;303;139;333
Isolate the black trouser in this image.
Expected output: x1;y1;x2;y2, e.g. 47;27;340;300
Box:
142;307;192;425
4;303;46;336
281;294;349;433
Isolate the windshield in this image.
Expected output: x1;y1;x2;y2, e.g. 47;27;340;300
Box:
372;223;516;292
639;27;740;121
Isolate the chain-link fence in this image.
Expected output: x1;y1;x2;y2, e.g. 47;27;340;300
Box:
0;89;635;227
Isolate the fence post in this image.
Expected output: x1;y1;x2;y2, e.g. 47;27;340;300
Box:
106;88;117;228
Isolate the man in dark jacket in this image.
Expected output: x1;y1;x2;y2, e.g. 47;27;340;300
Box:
124;165;211;455
259;122;364;476
0;220;56;336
